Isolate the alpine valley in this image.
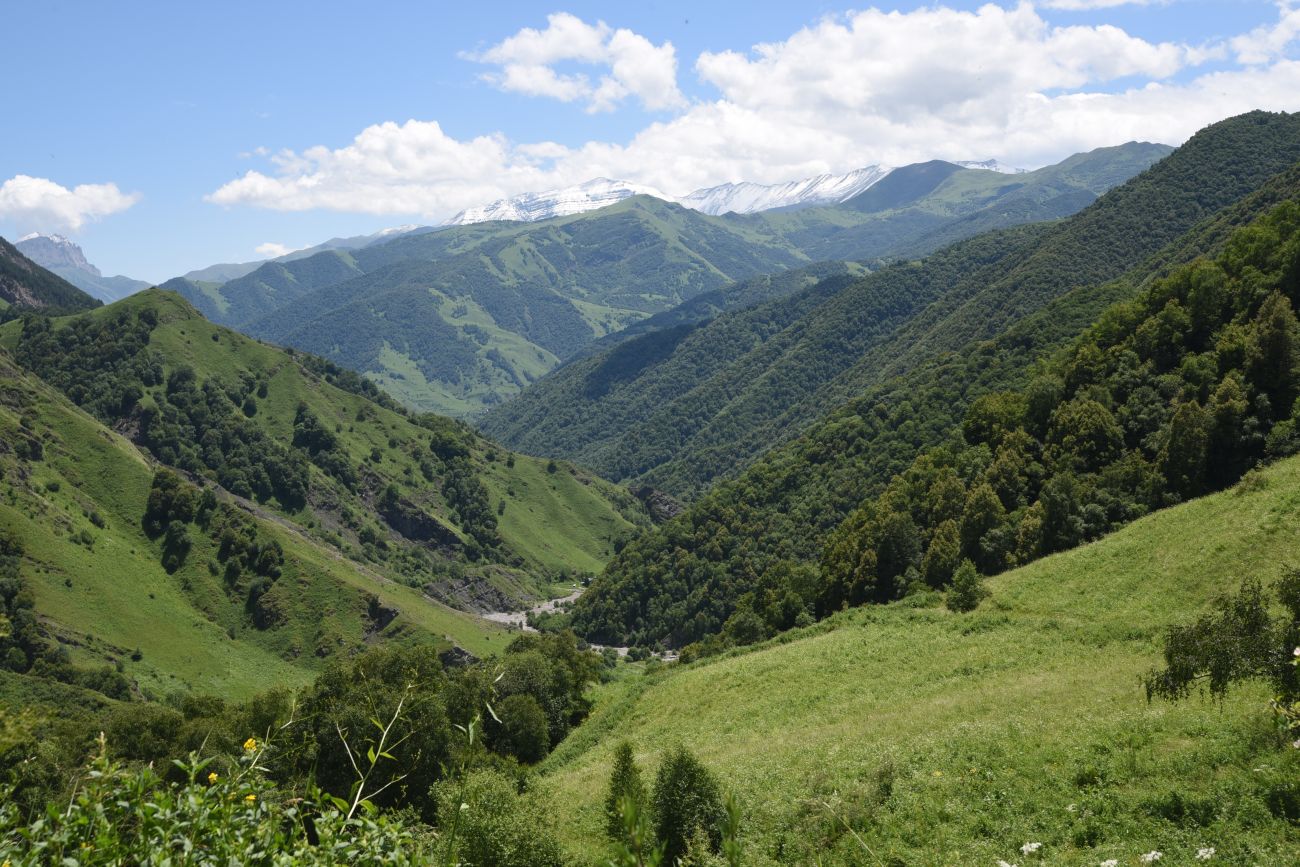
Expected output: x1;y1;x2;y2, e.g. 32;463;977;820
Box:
4;11;1300;862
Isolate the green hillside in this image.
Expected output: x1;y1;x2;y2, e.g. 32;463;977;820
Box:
168;147;1163;418
483;115;1298;497
568;111;1300;647
0;237;100;315
0;289;648;700
0;343;499;701
538;453;1300;865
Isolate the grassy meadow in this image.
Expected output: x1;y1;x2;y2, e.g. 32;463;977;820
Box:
537;456;1300;865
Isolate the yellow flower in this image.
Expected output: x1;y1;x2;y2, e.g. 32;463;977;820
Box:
208;772;219;784
243;737;257;753
245;793;257;802
932;770;943;777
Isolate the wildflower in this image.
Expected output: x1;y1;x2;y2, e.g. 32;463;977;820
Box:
1066;803;1077;813
244;793;257;802
1293;647;1299;657
933;770;943;777
208;772;219;784
243;737;257;752
997;861;1018;867
1100;861;1118;867
1196;848;1215;861
1021;842;1042;855
1140;852;1162;863
1293;738;1300;749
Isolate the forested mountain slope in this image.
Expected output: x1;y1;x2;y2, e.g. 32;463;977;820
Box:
567;110;1300;648
0;343;494;701
0;237;100;314
541;452;1300;864
0;289;647;700
485;113;1300;497
168;148;1164;418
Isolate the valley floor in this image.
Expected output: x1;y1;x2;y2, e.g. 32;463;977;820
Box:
535;456;1300;865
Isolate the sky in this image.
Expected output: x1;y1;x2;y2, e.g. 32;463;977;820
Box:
2;0;1298;282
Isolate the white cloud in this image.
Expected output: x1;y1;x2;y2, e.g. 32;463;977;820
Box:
208;3;1300;220
1231;1;1300;65
254;241;300;258
0;175;140;232
466;12;684;112
1040;0;1159;10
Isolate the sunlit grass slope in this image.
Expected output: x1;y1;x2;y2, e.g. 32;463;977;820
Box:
539;457;1300;865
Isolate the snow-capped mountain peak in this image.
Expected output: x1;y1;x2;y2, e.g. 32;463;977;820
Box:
447;178;670;226
956;159;1027;174
678;165;894;216
443;156;1028;227
15;232;99;276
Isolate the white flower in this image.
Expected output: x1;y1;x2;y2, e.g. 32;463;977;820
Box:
1292;646;1300;656
1066;803;1077;812
997;861;1018;867
1196;848;1215;861
1140;852;1163;863
1021;842;1042;855
1293;738;1300;749
1100;861;1119;867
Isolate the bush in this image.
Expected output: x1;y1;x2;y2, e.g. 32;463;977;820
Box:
652;745;725;864
946;559;988;613
0;737;433;865
606;741;647;841
433;769;564;867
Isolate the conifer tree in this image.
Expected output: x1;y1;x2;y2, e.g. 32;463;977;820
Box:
946;559;988;613
606;741;647;842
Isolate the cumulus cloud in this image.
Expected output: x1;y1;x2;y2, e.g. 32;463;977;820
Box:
0;175;140;232
465;12;684;112
254;242;301;258
208;3;1300;221
1040;0;1159;10
1231;1;1300;65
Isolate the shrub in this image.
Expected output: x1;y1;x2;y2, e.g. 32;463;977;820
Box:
652;745;725;864
433;769;564;867
0;736;432;865
606;741;647;841
946;559;988;613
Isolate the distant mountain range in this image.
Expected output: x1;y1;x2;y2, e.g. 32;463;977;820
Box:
176;225;429;285
14;233;149;303
446;159;1026;226
162;143;1171;418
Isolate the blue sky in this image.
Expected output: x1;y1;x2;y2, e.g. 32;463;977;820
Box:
2;0;1296;281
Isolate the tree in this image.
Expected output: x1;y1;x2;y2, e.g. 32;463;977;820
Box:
1145;573;1299;705
496;693;549;763
652;746;725;864
960;484;1007;574
945;559;988;613
1046;398;1124;474
607;741;648;842
921;519;961;588
1037;473;1083;553
1249;291;1300;408
1161;400;1210;499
